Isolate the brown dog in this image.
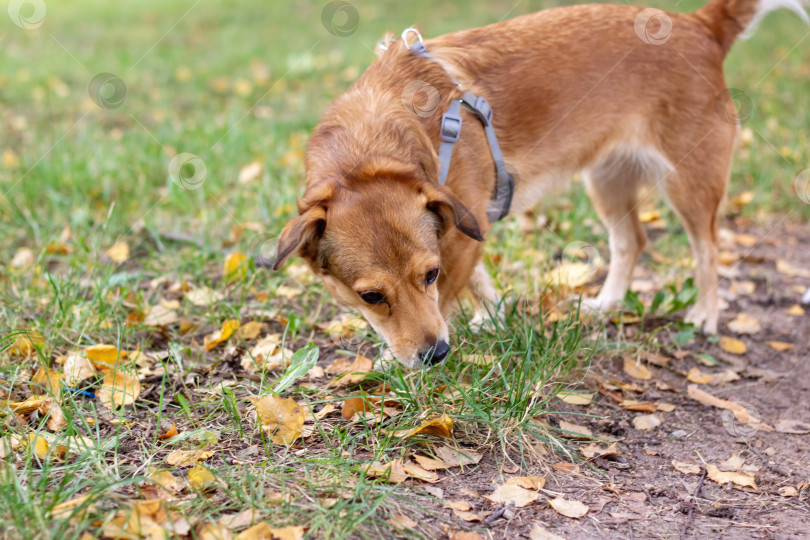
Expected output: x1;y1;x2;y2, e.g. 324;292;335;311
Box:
273;0;808;368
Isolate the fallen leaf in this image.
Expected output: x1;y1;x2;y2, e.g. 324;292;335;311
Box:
485;484;539;508
387;514;418;531
766;341;794;352
31;366;61;397
734;233;758;247
530;524;566;540
249;395;304;445
719;336;746;355
199;523;235;540
157;423;179;439
188;463;217;491
774;419;810;434
218;508;261;530
4;395;48;414
632;414;662;431
776;259;810;279
244;334;291;372
706;464;756;489
434;445;482;467
186;287;225;306
687;385;772;431
224;252;249;282
443;501;472;511
85;343;124;370
11;331;45;356
328;355;373;387
97;370;141;409
236;321;265;340
779;486;799;497
787;304;805;316
238;161;264;184
143;304;179;326
106;241;130;263
365;459;409;483
559;392;594;405
38;397;67;431
506;476;545;490
63;352;98;386
728;313;761;334
672;460;701;475
51;495;94;520
205;319;241;351
687;367;714;384
149;470;185;493
623;356;652;380
402;460;440;483
558;420;592;438
548;497;589;518
393;414;453;439
618;400;658;413
11;247;34;268
414;454;450;471
165;449;215;467
580;442;619;459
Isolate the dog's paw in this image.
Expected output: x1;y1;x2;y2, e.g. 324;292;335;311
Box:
578;296;618;314
468;307;504;334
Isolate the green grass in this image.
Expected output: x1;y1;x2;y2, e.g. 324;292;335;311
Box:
0;0;808;538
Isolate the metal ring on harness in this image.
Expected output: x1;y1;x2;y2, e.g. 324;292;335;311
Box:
401;28;423;49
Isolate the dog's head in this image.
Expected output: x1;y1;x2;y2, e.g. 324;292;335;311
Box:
272;159;482;368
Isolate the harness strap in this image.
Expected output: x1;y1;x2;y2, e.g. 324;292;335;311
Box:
405;29;514;223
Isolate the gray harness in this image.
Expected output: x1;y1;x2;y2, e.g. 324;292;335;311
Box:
399;29;514;223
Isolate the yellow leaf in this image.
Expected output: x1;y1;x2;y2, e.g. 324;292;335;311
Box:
548;496;589;518
96;370;141;409
2;148;20;168
413;454;450;471
402;460;440;483
28;433;62;460
6;395;48;414
364;459;410;483
776;259;810;278
188;463;217;491
731;190;754;207
204;319;241;351
639;209;660;223
687;367;714;384
558;391;593;405
236;321;265;340
727;313;761;335
85;343;124;370
393;414;453;439
719;336;747;355
506;476;546;491
106;241;130;263
249;395;304;445
485;484;540;508
165;449;215;467
328;355;373;387
10;247;34;269
11;331;45;357
706;464;757;489
623;356;652;380
766;341;793;352
224;252;249;282
31;367;62;397
787;304;805;316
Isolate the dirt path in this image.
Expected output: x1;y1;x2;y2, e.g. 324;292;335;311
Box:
406;222;810;539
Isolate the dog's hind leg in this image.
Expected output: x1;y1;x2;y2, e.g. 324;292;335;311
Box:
582;150;654;313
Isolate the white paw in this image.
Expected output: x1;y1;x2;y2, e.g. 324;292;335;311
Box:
685;305;718;334
578;296;619;314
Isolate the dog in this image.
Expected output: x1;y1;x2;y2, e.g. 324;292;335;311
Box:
272;0;808;368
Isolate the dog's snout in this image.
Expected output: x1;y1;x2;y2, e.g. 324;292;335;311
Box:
419;339;450;365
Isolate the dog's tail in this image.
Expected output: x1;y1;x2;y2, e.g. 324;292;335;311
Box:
696;0;809;53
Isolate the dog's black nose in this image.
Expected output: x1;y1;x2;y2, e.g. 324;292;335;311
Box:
420;340;450;365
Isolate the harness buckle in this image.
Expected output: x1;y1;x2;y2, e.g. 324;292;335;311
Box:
473;96;493;126
440;112;462;143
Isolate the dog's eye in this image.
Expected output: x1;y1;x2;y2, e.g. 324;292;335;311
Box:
425;266;440;285
359;290;385;305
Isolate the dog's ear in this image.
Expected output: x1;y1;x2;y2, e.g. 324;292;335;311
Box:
422;184;484;242
271;206;327;270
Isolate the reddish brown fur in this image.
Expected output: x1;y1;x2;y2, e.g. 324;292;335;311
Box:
273;0;801;367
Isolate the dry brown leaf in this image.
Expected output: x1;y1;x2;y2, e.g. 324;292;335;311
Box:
249;395;304;445
165;449;215;467
779;486;799;497
205;319;241;351
559;392;594;405
329;355;373;387
31;367;61;397
97;370;141;409
687;367;714;384
245;334;291;372
787;304;805;316
218;508;261;530
506;476;546;490
393;414;453;439
687;385;772;431
402;460;440;483
365;459;409;483
51;495;94;520
186;286;225;306
199;523;235;540
38;397;67;431
618;400;658;413
143;304;179;326
485;484;539;508
719;336;747;355
580;442;619;459
434;445;482;467
530;523;567;540
447;531;485;540
706;464;756;489
341;396;372;420
63;353;98;386
776;259;810;278
414;454;450;471
558;420;592;438
5;395;48;414
149;470;185;493
623;356;652;380
548;497;589;518
766;341;794;352
632;414;661;431
672;460;701;475
387;514;418;531
236;321;265;340
443;500;472;511
774;419;810;434
728;313;761;334
734;233;758;247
